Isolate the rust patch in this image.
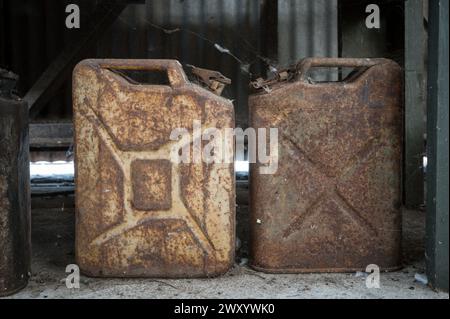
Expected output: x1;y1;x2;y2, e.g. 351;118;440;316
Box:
249;58;403;273
131;159;172;211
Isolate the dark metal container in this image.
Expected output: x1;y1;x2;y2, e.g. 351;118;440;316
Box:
0;95;30;296
73;59;235;278
249;58;403;273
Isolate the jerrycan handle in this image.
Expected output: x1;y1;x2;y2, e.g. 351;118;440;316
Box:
295;58;386;83
97;59;189;88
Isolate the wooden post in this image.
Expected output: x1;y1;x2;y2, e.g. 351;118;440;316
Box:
404;0;426;208
426;0;449;292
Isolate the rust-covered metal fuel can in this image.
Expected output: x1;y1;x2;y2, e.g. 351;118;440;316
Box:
73;59;235;278
0;70;31;295
249;58;403;273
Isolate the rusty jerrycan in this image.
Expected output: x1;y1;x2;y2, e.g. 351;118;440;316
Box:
249;58;403;273
0;88;31;296
73;59;235;278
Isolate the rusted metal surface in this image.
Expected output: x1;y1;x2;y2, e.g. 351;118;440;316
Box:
249;58;403;273
0;87;31;295
73;59;235;278
251;65;297;93
188;65;231;96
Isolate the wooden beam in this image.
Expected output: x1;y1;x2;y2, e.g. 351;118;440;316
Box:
29;122;73;148
25;0;127;119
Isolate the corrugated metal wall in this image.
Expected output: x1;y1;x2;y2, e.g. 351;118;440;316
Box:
278;0;338;66
1;0;338;126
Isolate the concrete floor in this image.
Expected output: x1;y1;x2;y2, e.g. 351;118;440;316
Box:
3;191;449;299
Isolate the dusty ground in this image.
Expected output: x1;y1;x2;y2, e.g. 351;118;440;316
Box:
3;187;449;299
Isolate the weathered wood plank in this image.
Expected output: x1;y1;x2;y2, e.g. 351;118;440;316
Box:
29;122;73;148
